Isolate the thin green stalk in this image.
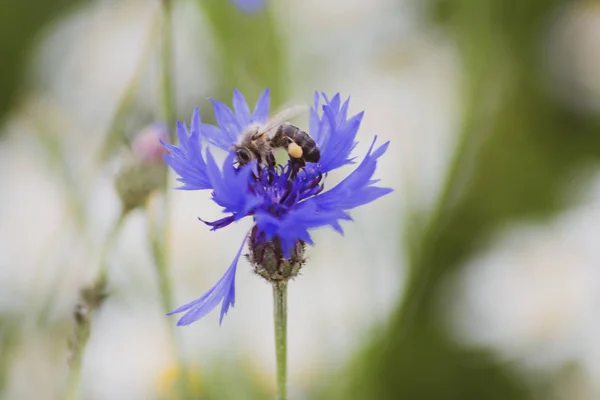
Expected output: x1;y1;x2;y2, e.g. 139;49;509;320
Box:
160;0;176;140
273;281;288;400
0;326;18;398
65;211;127;400
96;12;161;165
153;2;191;398
94;212;128;290
154;0;176;316
397;35;500;333
394;97;478;337
147;200;194;398
146;201;174;316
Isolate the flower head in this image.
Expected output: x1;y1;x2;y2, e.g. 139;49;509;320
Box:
132;122;170;162
115;123;169;212
231;0;266;13
164;89;392;326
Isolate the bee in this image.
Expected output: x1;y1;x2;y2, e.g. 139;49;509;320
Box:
270;123;321;167
233;105;320;168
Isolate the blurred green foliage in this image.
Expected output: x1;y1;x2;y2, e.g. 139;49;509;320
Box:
0;0;82;125
0;324;18;396
195;0;288;111
98;0;289;163
158;361;272;400
328;0;600;399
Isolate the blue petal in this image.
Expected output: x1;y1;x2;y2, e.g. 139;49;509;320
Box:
310;93;363;173
190;107;201;135
192;104;237;151
210;99;242;145
320;105;363;172
232;89;252;126
313;136;393;211
323;93;341;113
162;121;212;190
309;92;325;147
200;123;232;151
198;215;236;231
252;88;270;123
199;89;270;152
253;136;392;254
206;150;262;216
167;234;249;326
254;203;349;257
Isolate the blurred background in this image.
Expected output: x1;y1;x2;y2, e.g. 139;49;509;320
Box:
2;0;600;399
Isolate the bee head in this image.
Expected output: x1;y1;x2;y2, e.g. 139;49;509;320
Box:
234;146;254;165
252;131;267;141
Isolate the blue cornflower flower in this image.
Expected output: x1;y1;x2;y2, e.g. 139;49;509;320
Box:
231;0;265;13
163;89;392;326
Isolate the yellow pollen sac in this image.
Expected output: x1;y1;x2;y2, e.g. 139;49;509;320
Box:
287;142;303;158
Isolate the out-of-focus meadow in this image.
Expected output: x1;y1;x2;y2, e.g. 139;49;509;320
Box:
3;0;600;399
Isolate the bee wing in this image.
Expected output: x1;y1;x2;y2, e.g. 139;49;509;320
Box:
259;104;309;136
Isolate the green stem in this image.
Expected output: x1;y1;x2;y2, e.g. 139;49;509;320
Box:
65;211;127;400
0;327;18;398
96;12;161;164
160;0;176;141
94;212;128;289
397;44;497;333
146;202;174;315
273;281;288;400
147;201;194;397
154;2;191;398
154;0;176;316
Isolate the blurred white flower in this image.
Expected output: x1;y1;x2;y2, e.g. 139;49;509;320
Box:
546;1;600;113
446;171;600;396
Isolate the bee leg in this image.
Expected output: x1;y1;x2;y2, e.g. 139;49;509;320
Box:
289;158;305;179
265;152;276;168
270;128;283;147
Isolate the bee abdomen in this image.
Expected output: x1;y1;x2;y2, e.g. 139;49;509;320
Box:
294;131;320;163
273;123;321;164
303;146;320;163
272;124;297;147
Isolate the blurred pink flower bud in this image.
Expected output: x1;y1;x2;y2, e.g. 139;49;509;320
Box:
132;122;170;162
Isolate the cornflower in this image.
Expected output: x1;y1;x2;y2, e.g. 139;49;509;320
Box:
163;89;392;326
